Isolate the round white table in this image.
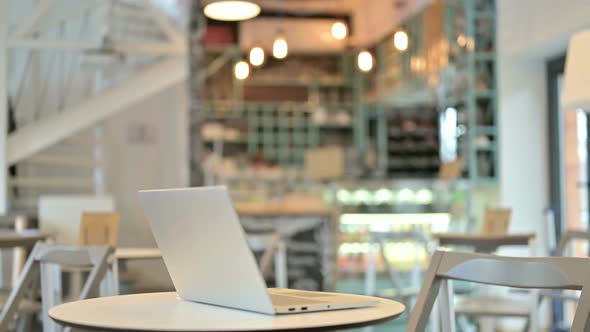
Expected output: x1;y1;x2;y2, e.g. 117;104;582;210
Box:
49;292;405;331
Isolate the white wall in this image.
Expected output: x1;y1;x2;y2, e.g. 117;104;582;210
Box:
498;0;590;240
497;2;590;327
102;81;189;288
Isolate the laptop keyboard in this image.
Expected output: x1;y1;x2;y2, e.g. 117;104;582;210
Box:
270;294;326;306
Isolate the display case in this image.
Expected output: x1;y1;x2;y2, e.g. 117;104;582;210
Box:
325;180;468;275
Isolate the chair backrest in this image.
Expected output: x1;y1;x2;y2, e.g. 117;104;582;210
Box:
0;242;113;331
408;250;590;332
79;212;120;246
481;207;511;235
438;157;463;180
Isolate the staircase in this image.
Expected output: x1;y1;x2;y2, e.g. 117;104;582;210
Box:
5;0;187;215
9;132;100;213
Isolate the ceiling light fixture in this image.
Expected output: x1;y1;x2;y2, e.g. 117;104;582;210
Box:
331;22;348;40
357;50;373;72
234;60;250;80
393;30;409;51
273;34;288;59
203;1;260;21
249;46;265;66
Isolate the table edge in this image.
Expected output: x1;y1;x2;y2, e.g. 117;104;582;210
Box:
49;292;405;332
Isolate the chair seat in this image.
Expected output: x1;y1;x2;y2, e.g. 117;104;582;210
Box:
455;295;532;317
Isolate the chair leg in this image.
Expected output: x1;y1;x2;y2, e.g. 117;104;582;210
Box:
365;235;377;296
430;297;441;332
378;238;403;292
40;263;62;332
15;313;33;332
479;317;495;332
456;316;476;332
438;280;456;332
273;240;287;288
101;257;119;296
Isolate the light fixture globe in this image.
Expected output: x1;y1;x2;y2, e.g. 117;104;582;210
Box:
203;1;261;21
273;37;288;59
394;30;409;51
357;50;373;72
234;61;250;80
331;22;348;40
249;46;265;66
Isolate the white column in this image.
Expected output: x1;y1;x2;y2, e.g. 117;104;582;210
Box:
0;0;9;215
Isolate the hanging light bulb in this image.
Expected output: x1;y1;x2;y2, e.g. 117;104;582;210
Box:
331;22;348;40
234;60;249;80
273;35;288;59
394;30;409;51
357;50;373;72
249;46;264;66
203;1;261;21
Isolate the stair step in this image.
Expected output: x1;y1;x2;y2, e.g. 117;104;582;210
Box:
43;144;95;156
10;197;38;210
24;155;97;168
8;177;94;190
59;136;96;149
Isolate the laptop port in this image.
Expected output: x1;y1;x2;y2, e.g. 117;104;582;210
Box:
288;308;295;312
301;307;308;311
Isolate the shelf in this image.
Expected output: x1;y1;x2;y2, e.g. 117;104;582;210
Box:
388;146;438;154
475;12;495;19
317;124;353;129
246;77;350;88
204;139;248;144
388;128;438;137
475;144;497;152
474;52;495;61
476;177;499;185
476;126;497;136
475;91;495;99
443;96;467;106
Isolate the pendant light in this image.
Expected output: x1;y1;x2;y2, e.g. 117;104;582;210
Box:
393;30;409;51
249;46;265;66
331;22;348;40
203;1;261;21
234;60;250;80
273;33;288;59
357;50;373;72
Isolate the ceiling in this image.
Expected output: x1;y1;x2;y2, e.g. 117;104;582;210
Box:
255;0;360;15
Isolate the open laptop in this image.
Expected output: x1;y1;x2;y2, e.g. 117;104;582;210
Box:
138;186;379;315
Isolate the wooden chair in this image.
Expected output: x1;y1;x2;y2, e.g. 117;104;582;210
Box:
79;212;120;247
408;250;590;332
481;207;512;235
0;242;112;332
77;212;120;296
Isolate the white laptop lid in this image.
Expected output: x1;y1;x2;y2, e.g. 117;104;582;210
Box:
138;186;275;315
